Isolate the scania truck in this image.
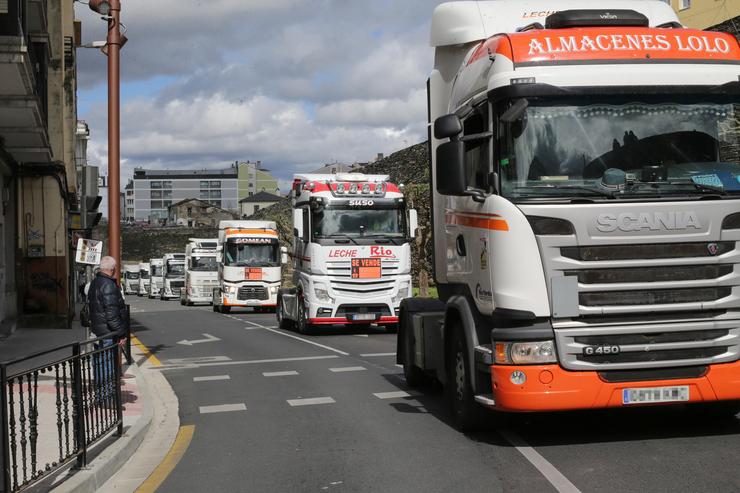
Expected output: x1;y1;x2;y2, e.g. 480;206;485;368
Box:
122;264;140;295
138;262;150;297
148;258;164;299
212;221;286;313
181;238;219;306
277;173;417;334
398;1;740;430
160;253;186;300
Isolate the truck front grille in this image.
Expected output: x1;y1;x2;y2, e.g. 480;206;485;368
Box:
580;287;732;307
238;286;268;301
561;242;734;261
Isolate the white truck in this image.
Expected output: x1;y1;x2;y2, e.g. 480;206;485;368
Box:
138;262;150;297
148;258;164;299
212;221;286;313
181;238;219;306
160;253;186;300
277;173;417;334
398;1;740;430
122;264;140;295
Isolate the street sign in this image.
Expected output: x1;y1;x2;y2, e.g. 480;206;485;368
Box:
75;238;103;265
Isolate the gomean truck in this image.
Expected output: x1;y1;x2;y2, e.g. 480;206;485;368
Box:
181;238;219;306
160;253;185;300
138;262;150;297
122;264;140;295
399;1;740;430
148;258;164;299
277;173;417;334
212;221;286;313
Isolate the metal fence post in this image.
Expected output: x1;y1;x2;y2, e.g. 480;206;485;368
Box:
72;344;86;468
1;365;10;493
115;344;123;437
125;304;132;365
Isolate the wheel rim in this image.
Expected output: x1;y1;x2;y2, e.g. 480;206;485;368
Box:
455;350;465;401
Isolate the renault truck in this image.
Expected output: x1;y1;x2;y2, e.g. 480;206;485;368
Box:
138;262;150;297
148;258;164;299
181;238;219;306
398;1;740;430
160;253;186;300
212;221;286;313
277;173;417;334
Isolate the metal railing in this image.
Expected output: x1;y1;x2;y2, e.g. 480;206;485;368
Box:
0;324;132;492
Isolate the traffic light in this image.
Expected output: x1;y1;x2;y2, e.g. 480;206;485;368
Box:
84;195;103;229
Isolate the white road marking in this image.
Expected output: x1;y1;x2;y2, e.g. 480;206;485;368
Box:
329;366;366;373
193;375;230;382
243;320;350;356
263;371;299;377
373;391;412;399
498;430;582;493
199;403;246;414
177;333;221;346
354;334;369;338
166;356;231;365
360;352;395;357
158;355;339;370
287;397;335;407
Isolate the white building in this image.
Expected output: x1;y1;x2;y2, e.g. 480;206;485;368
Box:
239;191;283;217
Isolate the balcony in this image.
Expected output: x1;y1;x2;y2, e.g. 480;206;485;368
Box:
0;0;52;164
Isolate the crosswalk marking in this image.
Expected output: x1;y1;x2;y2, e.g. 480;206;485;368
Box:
329;366;367;373
373;391;411;400
263;371;299;377
193;375;230;382
287;397;335;407
199;403;246;414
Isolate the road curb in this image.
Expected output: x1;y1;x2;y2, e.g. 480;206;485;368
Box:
51;353;154;493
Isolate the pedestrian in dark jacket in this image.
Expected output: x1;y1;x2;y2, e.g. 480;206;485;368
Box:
87;256;127;404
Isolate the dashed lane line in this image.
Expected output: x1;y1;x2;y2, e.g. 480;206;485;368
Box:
242;320;350;356
157;354;339;370
360;352;395;357
287;397;335;407
199;403;247;414
263;370;299;377
193;375;230;382
329;366;367;373
373;391;414;400
498;430;582;493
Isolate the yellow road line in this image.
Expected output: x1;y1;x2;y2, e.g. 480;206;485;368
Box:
130;334;162;367
135;425;195;493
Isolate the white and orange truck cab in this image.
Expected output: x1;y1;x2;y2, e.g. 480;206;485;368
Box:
277;173;418;334
398;1;740;430
212;220;286;313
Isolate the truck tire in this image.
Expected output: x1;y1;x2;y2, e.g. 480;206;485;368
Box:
296;295;312;335
401;318;426;388
222;306;231;314
383;324;398;334
277;297;294;330
447;326;487;432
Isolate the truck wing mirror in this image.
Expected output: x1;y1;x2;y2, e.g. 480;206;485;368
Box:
408;209;418;238
293;209;304;239
434;114;462;140
280;246;289;265
436;141;467;196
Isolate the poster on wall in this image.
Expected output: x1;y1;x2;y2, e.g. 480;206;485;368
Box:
75;238;102;265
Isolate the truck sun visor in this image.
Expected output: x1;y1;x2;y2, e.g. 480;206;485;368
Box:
545;10;649;30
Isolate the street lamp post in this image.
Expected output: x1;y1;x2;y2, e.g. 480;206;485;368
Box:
89;0;122;277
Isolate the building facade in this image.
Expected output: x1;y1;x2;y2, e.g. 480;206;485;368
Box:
131;168;239;222
0;0;82;330
237;161;279;200
239;191;282;218
663;0;740;30
168;198;237;227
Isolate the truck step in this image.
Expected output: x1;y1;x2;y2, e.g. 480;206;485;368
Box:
474;394;496;408
474;345;493;366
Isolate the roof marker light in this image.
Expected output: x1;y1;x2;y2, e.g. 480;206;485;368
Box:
361;183;371;194
349;183;358;194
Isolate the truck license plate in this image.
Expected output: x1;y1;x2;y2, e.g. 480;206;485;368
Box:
350;313;378;321
622;386;689;405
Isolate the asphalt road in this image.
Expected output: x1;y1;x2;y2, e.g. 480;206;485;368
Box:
128;296;740;493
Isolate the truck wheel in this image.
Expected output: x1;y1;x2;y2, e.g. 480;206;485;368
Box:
447;327;487;432
180;298;186;306
277;298;293;330
401;322;426;388
296;297;312;335
213;304;220;312
384;324;398;334
222;306;231;314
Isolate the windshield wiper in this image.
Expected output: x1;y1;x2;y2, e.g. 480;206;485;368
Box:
324;234;358;245
513;185;616;198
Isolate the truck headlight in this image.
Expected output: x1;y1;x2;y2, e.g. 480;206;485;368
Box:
392;282;410;305
224;285;237;294
270;285;279;295
314;283;332;303
494;340;557;365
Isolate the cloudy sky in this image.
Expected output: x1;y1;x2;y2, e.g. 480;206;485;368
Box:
74;0;445;191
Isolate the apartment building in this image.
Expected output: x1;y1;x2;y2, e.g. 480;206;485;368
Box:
664;0;740;30
237;161;279;200
0;0;82;330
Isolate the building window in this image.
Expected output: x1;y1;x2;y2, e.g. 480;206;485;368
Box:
187;207;192;215
151;190;162;199
200;190;209;199
679;0;690;9
151;200;163;209
200;180;209;188
150;181;162;189
163;190;173;199
248;183;254;188
210;180;221;188
163;181;173;189
210;200;221;207
248;192;253;197
163;200;172;208
210;190;221;199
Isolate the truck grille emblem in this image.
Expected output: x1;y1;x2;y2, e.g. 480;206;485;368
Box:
708;243;719;256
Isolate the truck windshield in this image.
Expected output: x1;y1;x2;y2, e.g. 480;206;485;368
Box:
126;272;140;280
312;207;405;238
224;240;279;267
166;262;185;277
499;96;740;200
150;265;163;277
191;256;217;271
139;270;149;279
